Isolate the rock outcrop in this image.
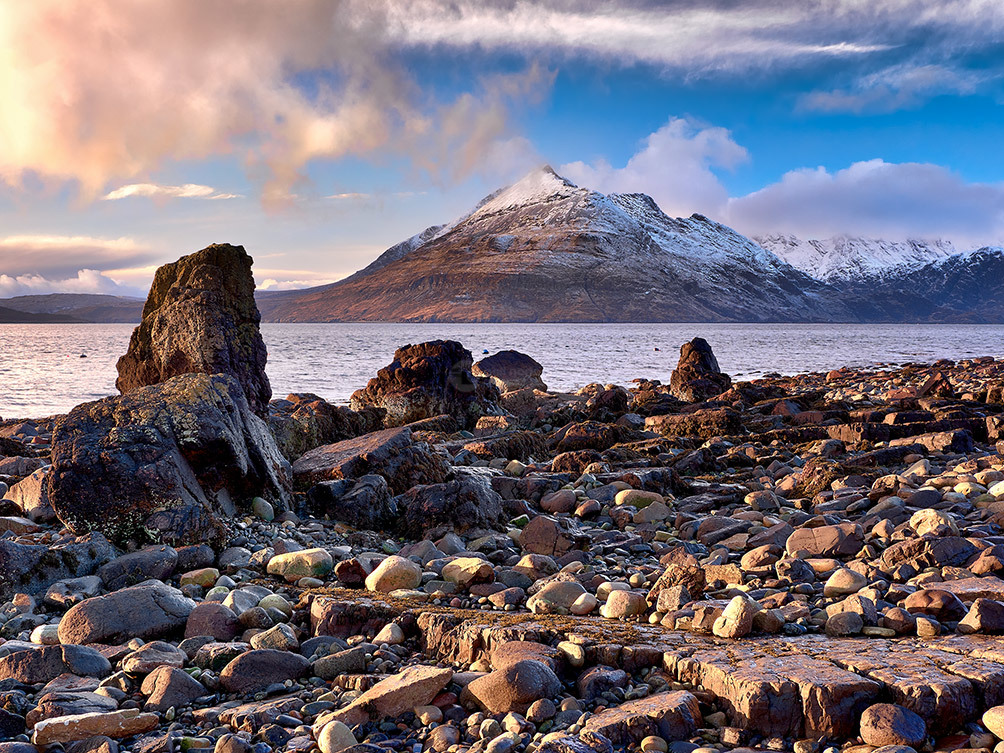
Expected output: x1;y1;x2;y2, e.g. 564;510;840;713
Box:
350;341;500;429
473;350;547;392
669;338;731;402
268;393;379;462
116;243;271;417
47;373;291;546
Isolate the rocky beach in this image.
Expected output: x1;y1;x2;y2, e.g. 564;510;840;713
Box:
6;245;1004;753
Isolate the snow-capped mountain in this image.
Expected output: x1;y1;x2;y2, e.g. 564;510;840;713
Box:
755;234;958;282
259;166;852;323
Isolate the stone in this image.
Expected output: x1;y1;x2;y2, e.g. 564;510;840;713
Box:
442;557;495;587
785;523;863;558
527;581;587;613
365;555;422;592
317;720;357;753
267;548;333;582
307;474;395;530
58;581;196;645
47;373;291;546
669;338;731;403
473;350;547;393
909;509;957;537
0;534;114;601
268;393;374;462
958;599;1004;634
98;545;178;590
465;659;562;714
250;623;299;651
313;648;367;680
983;705;1004;739
712;595;757;639
186;602;240;641
140;665;206;712
583;691;701;746
315;665;453;727
825;611;864;637
519;515;589;557
396;475;508;538
0;644;111;683
350;341;500;429
294;426;450;497
860;704;927;748
32;710;159;745
121;641;188;673
219;649;310;694
601;590;648;619
823;569;868;597
115;243;271;416
3;467;54;522
903;589;967;622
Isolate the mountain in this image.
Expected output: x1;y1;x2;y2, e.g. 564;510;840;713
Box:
0;305;81;323
0;294;144;323
755;234;958;282
259;167;853;323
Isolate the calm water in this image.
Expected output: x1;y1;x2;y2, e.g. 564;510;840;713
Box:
0;322;1002;417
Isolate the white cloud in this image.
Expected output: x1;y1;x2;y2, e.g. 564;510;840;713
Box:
0;234;157;277
0;269;142;298
725;159;1004;245
561;117;747;217
102;183;241;201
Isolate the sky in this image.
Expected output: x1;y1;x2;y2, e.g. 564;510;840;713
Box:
1;0;1003;297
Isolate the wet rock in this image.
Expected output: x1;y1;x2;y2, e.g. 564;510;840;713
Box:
116;243;271;416
47;373;291;546
350;341;500;429
669;338;731;403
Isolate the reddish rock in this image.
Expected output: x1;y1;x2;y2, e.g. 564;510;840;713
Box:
669;338;732;403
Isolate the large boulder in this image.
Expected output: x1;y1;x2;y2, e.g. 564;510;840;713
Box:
47;373;291;547
669;338;731;403
115;243;271;417
293;426;450;495
350;341;500;429
473;350;547;393
58;581;196;645
0;533;114;601
267;393;380;462
395;475;507;538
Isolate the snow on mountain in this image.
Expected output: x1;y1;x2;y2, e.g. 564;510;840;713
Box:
755;234;958;282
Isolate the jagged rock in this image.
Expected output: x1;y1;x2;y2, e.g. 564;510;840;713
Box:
267;393;378;461
473;350;547;392
669;338;731;402
293;426;449;496
307;475;395;530
350;341;500;429
47;373;291;546
116;243;271;417
0;533;114;601
394;475;507;538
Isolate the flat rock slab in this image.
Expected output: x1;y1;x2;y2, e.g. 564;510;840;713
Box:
925;577;1004;601
315;665;453;727
32;709;159;744
583;690;702;745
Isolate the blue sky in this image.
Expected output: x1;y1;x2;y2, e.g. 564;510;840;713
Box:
1;0;1003;296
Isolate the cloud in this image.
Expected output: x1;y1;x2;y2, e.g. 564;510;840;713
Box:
726;159;1004;245
561;117;747;217
0;269;143;298
0;1;549;200
0;235;158;278
102;183;241;201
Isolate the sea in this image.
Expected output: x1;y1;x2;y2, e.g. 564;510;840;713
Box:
1;322;1002;418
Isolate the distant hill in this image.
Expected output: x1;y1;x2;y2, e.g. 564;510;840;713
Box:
0;305;81;323
257;166;848;323
0;294;144;323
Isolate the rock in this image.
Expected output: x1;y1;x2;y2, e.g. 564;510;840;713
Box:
465;659;562;714
0;644;111;683
350;340;500;429
121;641;188;673
983;705;1004;739
294;426;450;496
473;351;547;393
267;548;334;582
601;590;648;619
442;557;495;587
313;648;367;680
860;704;927;748
317;720;357;753
268;393;374;461
218;649;310;694
97;545;178;590
902;589;967;622
712;596;757;639
32;710;159;745
115;243;271;416
47;373;291;546
0;533;114;601
583;691;701;746
307;475;395;530
316;665;453;726
250;623;299;651
825;611;864;637
823;569;868;597
519;515;589;557
958;598;1004;634
58;581;196;645
908;509;957;537
669;338;731;403
186;602;240;641
785;523;863;558
527;582;587;613
3;467;54;522
140;666;206;712
395;475;508;538
365;555;422;592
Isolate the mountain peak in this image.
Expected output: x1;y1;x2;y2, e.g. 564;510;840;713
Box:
471;165;581;216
